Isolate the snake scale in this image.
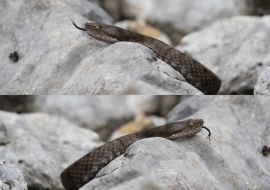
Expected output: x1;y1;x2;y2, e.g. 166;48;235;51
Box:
70;19;221;95
61;119;210;190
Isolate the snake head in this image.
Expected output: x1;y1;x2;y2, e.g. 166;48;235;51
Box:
70;18;120;43
167;119;204;140
85;23;120;44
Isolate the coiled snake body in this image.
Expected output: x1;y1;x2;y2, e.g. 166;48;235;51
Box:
70;19;221;95
61;119;210;190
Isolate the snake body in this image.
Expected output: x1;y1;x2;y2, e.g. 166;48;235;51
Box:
61;119;207;190
71;20;221;95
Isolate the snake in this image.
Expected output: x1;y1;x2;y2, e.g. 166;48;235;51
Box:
60;119;211;190
69;19;221;95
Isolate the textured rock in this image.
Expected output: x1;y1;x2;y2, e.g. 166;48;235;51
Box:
177;16;270;94
0;0;201;95
0;111;102;190
81;96;270;190
119;0;257;44
254;66;270;95
56;42;200;95
0;157;28;190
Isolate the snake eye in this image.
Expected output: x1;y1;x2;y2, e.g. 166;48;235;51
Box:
189;122;194;126
94;26;100;29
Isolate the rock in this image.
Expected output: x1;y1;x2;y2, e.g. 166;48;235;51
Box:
57;42;200;95
177;15;270;94
254;66;270;95
109;116;167;140
0;0;201;95
0;157;28;190
81;96;270;190
0;111;102;190
118;0;257;45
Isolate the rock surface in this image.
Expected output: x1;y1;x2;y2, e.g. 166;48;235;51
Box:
0;111;102;190
254;66;270;95
0;0;201;95
177;16;270;94
56;42;200;95
81;96;270;190
0;157;28;190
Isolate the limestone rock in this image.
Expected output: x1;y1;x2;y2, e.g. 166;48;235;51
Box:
177;16;270;94
0;157;28;190
0;111;102;190
254;66;270;95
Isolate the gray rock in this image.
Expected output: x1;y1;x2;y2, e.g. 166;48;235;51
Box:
119;0;257;44
0;111;102;190
177;15;270;94
81;96;270;190
0;157;28;190
57;42;200;95
254;66;270;95
0;0;201;95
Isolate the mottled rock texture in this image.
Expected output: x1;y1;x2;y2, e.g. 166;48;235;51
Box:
254;66;270;95
0;157;28;190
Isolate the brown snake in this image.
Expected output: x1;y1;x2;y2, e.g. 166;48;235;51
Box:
61;119;211;190
70;19;221;95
